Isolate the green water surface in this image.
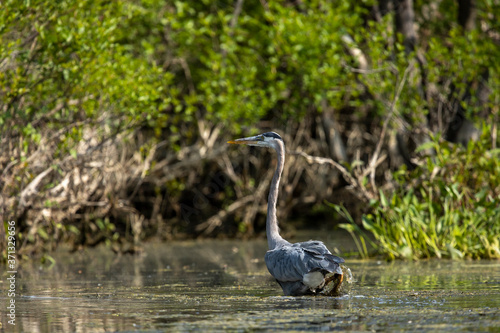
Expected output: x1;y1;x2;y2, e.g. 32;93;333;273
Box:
1;238;499;332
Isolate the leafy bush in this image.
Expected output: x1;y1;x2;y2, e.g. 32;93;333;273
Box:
339;126;500;259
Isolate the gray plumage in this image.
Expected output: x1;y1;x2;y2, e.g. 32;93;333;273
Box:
228;132;346;296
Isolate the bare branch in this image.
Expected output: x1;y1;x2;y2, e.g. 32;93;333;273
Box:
18;167;53;210
196;195;254;235
289;150;374;202
368;61;413;191
221;0;245;58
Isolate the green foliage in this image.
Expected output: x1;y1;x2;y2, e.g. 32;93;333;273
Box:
3;0;496;161
333;204;373;259
341;127;500;260
125;1;377;128
0;0;175;161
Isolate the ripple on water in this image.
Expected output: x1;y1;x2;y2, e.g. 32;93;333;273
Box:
2;240;499;332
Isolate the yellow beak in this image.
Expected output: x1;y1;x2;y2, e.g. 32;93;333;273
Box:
227;139;259;145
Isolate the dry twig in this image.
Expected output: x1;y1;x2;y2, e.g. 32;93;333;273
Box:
368;62;414;192
196;195;254;235
289;150;374;202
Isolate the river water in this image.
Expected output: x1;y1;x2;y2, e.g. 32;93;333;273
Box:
1;236;499;332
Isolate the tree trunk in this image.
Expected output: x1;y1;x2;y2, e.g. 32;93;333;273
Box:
393;0;417;53
458;0;476;30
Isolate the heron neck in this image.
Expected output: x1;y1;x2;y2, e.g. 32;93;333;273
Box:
267;140;286;250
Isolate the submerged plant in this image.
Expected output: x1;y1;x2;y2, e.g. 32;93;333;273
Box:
338;126;500;260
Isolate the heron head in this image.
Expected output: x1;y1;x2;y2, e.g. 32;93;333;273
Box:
228;132;283;148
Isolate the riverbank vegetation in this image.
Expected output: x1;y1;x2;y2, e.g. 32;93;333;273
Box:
336;129;500;259
1;0;499;259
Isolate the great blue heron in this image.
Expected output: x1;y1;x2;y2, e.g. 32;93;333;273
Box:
228;132;349;296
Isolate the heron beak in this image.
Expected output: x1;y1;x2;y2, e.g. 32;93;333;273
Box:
227;135;263;145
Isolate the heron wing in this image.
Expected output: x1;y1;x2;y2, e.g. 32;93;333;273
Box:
297;240;345;264
265;241;344;282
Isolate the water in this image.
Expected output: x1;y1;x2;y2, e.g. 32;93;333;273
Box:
1;238;499;332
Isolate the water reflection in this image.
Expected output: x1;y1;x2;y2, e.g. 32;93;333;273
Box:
1;239;499;332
